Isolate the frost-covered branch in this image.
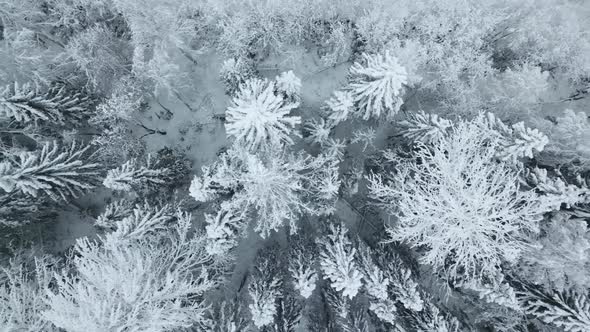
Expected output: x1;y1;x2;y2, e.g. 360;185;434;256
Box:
0;141;101;201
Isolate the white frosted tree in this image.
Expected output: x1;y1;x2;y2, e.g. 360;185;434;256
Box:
203;300;249;332
275;70;302;101
357;244;425;327
288;246;318;299
248;251;282;329
348;51;408;120
95;199;134;230
317;224;363;299
400;111;548;162
0;82;91;125
203;209;244;256
189;147;339;238
519;287;590;332
325;90;354;125
102;203;175;243
368;116;543;282
476;112;548;162
225;77;301;151
219;57;257;96
42;209;217;332
0;141;102;201
519;212;590;291
304;118;333;146
102;155;169;193
545;109;590;164
398;110;453;144
303;152;341;216
0;253;56;332
524;166;589;212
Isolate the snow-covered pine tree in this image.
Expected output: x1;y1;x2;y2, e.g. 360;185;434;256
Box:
368;115;542;283
102;154;169;193
0;141;102;201
225;77;301;151
0;82;91;125
317;224;363;299
348;50;408;120
43;210;217;332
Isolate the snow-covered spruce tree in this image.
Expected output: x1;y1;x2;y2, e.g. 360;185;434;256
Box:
274;70;302;102
225;77;301;151
203;209;245;256
43;209;218;332
102;154;169;193
523;166;590;213
248;249;282;329
202;299;249;332
0;141;102;201
288;243;318;299
543;109;590;166
0;194;42;227
302;152;341;216
317;224;363;299
270;292;303;332
477;112;549;162
399;111;548;162
0;82;91;125
324;90;354;125
518;286;590;332
101;203;175;243
323;286;371;331
356;244;426;328
219;57;257;96
94;198;134;230
356;244;396;325
304;118;333;147
398;110;453;144
368;115;542;283
347;50;408;120
189;146;340;237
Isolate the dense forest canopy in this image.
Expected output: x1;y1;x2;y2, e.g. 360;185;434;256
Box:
0;0;589;331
